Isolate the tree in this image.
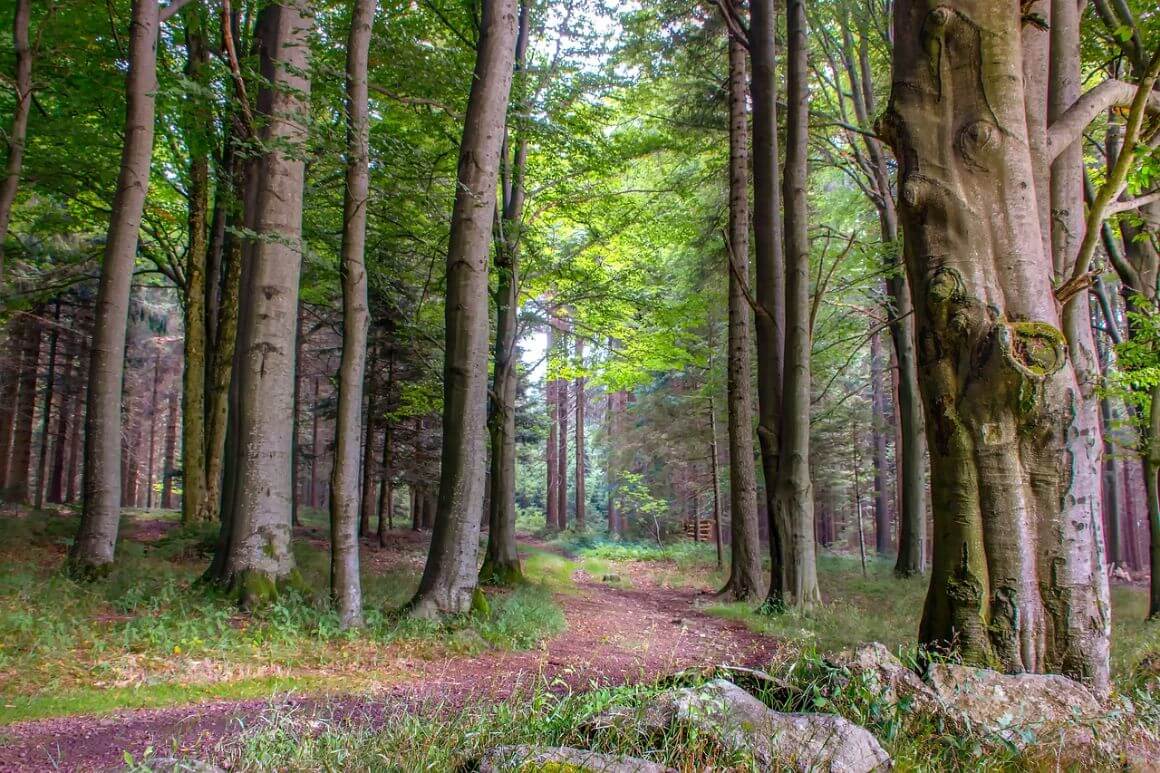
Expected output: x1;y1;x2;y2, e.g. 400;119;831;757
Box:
720;15;762;602
0;0;32;290
882;0;1114;689
70;0;162;577
213;0;314;607
410;0;518;617
329;0;377;630
771;0;820;610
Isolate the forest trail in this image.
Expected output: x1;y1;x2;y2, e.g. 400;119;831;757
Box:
0;539;779;772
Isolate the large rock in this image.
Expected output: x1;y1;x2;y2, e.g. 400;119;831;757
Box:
587;680;890;772
826;642;938;713
925;664;1102;745
475;745;673;772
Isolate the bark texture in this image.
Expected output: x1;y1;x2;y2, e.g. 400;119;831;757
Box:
722;33;763;602
0;0;32;288
881;0;1110;689
216;1;313;607
70;0;160;577
328;0;376;629
410;0;518;617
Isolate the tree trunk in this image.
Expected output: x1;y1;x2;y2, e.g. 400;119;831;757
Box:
64;343;86;505
48;333;77;504
870;329;891;555
574;337;585;529
216;1;313;607
144;352;162;509
771;0;820;610
546;321;559;531
750;0;787;604
71;0;160;577
329;0;375;629
34;301;60;510
358;350;380;540
310;375;321;509
180;9;210;525
0;0;32;287
161;387;178;509
9;314;41;503
410;0;518;618
556;323;569;530
721;32;762;602
291;304;305;526
882;0;1110;689
0;342;18;494
605;389;619;536
708;398;723;569
377;420;393;545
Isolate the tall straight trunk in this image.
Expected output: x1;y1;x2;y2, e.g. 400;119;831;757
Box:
377;420;393;545
48;335;77;504
605;390;618;535
708;398;724;569
556;330;569;530
545;321;559;530
71;0;160;577
9;314;40;502
144;353;162;509
411;486;420;530
410;0;518;618
291;306;305;525
0;344;18;492
181;9;210;525
771;0;820;610
722;33;762;602
482;0;528;584
358;349;380;539
34;301;60;510
0;0;32;287
64;340;86;504
310;376;321;508
870;330;891;554
574;337;585;529
883;0;1109;689
750;0;787;604
1148;385;1160;618
329;0;375;629
217;1;313;607
161;387;178;509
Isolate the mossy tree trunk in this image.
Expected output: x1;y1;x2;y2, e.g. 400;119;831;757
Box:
215;1;313;609
882;0;1109;689
410;0;517;617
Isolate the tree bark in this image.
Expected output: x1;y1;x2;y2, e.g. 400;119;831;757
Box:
377;418;393;545
48;332;77;504
722;31;762;602
144;352;162;509
708;397;724;569
71;0;160;577
34;301;60;510
870;329;891;555
161;387;178;509
882;0;1110;689
1148;387;1160;619
358;350;380;540
329;0;375;629
556;320;569;530
545;320;559;530
0;341;18;493
574;337;585;529
0;0;32;288
216;1;313;607
771;0;820;610
9;313;41;503
410;0;518;617
750;0;787;604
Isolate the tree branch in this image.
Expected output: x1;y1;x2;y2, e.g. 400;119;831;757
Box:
1047;77;1160;161
1105;189;1160;216
159;0;197;23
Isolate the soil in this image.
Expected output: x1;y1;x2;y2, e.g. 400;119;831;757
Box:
0;539;778;772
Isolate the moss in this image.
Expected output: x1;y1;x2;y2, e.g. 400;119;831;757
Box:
471;586;492;617
236;569;278;611
65;557;113;583
1005;321;1065;378
479;559;525;588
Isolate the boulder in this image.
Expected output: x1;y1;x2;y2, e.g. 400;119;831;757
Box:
925;664;1102;746
475;745;673;772
825;642;939;713
585;680;889;772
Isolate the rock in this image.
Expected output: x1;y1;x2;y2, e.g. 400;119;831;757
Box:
826;642;938;712
601;574;622;584
475;745;673;772
926;664;1102;746
1111;565;1133;584
583;680;889;772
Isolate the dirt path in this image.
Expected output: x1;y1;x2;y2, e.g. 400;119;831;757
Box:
0;548;778;772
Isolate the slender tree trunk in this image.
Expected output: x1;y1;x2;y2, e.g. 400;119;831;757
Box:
358;349;380;540
310;375;321;509
574;337;585;529
180;9;210;525
71;0;160;577
546;321;559;530
708;398;724;570
328;0;375;628
721;32;762;602
144;352;162;509
64;340;86;505
870;330;891;554
410;0;518;618
161;387;178;509
750;0;788;605
34;301;60;510
771;0;820;610
556;324;569;530
1148;385;1160;619
0;343;18;493
0;0;33;288
883;0;1110;689
291;305;305;526
605;389;619;536
216;1;313;607
377;419;393;545
48;334;77;504
9;314;40;502
411;486;420;531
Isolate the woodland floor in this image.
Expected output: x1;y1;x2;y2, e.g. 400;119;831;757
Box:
0;515;779;772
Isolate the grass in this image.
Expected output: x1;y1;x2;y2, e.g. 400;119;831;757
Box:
0;508;566;723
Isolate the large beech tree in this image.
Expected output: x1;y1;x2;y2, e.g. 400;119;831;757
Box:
880;0;1134;690
410;0;518;617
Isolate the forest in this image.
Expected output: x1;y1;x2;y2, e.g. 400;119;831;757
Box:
0;0;1158;769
